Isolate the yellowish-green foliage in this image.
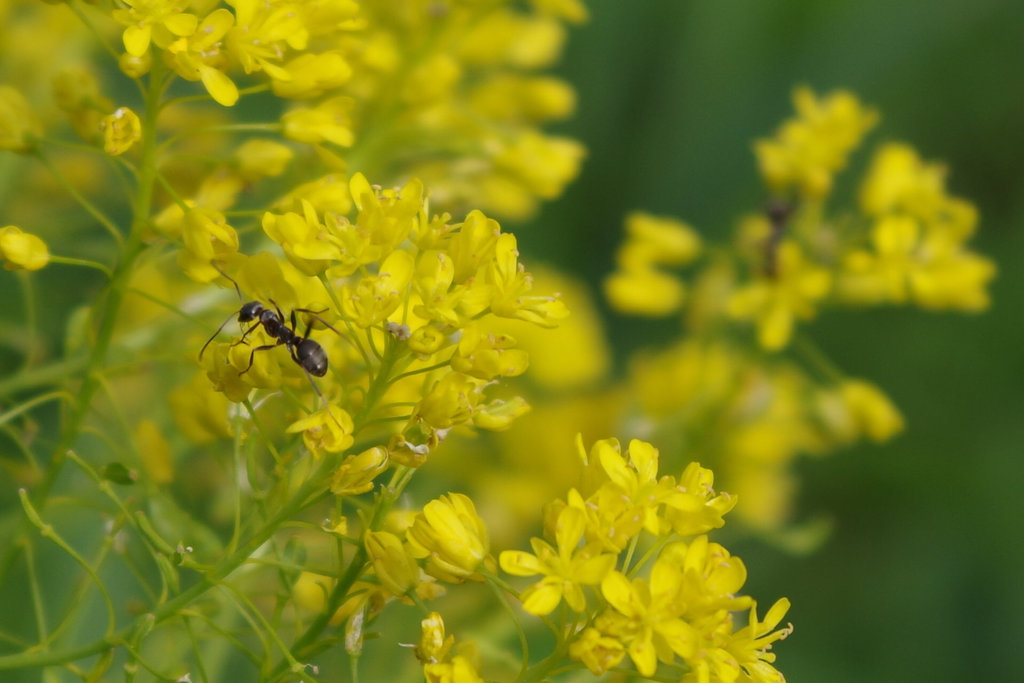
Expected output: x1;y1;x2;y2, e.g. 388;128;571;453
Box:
0;2;994;683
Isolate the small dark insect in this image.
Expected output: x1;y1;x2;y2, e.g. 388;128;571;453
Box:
199;299;339;377
762;198;796;279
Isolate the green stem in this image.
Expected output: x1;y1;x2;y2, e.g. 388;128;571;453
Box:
0;62;164;587
0;469;332;671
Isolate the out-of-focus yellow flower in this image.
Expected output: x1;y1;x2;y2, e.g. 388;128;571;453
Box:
406;493;492;583
469;75;575;123
860;143;978;238
101;107;142;155
135;419;173;485
331;446;389;495
605;212;702;317
458;11;566;69
838;214;996;311
271;52;353;99
53;67;112;144
0;86;42;152
728;241;831;350
118;52;152;79
839;379;904;443
365;530;418;597
178;207;239;282
233;139;293;181
494;266;609;391
0;226;49;271
112;0;198;57
605;267;687;317
755;86;878;199
286;404;354;456
282;96;355;146
165;10;238;107
169;372;231;444
495;131;584;200
403;54;461;104
472;396;531;431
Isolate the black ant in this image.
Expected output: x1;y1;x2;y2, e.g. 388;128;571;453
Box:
199;299;339;378
762;197;796;279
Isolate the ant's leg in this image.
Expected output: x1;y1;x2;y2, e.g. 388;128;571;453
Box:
293;308;342;336
231;320;263;348
239;341;284;375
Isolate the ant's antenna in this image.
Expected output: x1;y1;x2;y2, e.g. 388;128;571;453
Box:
212;261;243;301
199;310;243;360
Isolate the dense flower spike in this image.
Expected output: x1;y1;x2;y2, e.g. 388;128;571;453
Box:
500;438;790;680
600;87;993;537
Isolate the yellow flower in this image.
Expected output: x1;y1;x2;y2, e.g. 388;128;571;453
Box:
728;241;831;350
568;627;626;676
0;226;49;271
416;612;454;664
165;9;238;107
450;325;529;380
271;52;353;99
499;504;615;615
282;96;355;146
286;404;354;456
598;569;698;677
169;372;231;444
112;0;198;57
416;612;484;683
339;250;414;327
102;107;142;155
406;493;492;582
754;86;878;198
604;266;687;317
683;598;793;683
262;200;343;275
487;233;569;327
0;86;42;152
331;446;389;495
53;67;112;144
364;531;418;597
414;372;485;430
177;207;239;283
839;379;904;443
233;139;293;181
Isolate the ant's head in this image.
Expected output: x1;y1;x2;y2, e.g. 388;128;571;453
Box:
238;301;265;322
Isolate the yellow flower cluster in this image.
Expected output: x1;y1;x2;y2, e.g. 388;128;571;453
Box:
497;437;791;680
754;86;878;199
194;172;566;468
101;0;586;219
838;143;995;310
606;88;994;354
627;340;903;532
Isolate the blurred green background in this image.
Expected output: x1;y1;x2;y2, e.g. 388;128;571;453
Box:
522;1;1024;680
